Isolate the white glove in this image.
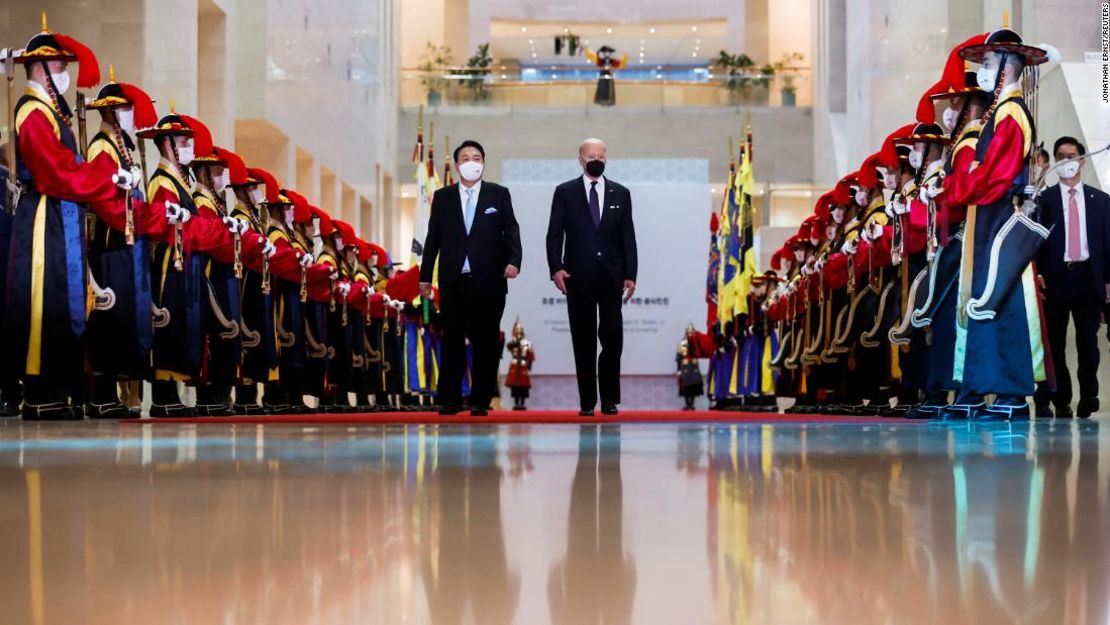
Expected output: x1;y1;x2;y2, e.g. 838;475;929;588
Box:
312;235;324;258
390;299;405;312
165;202;190;225
337;282;352;296
329;269;340;281
298;253;314;268
1023;184;1036;199
867;222;883;240
261;240;277;259
841;238;859;255
222;216;248;236
112;167;134;190
815;257;827;272
924;178;944;199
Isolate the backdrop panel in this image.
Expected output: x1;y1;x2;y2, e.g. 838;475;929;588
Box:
501;158;711;376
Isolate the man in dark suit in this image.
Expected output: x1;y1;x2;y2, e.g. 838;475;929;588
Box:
420;140;522;416
1035;136;1110;419
546;138;638;416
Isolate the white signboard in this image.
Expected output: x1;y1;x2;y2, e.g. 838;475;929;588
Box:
501;159;711;375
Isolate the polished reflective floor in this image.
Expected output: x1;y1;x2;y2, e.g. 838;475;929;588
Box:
2;418;1109;625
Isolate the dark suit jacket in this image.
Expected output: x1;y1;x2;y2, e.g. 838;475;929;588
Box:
420;181;522;298
1037;182;1110;300
546;176;638;289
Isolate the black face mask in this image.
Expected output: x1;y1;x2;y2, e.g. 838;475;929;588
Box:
584;159;605;178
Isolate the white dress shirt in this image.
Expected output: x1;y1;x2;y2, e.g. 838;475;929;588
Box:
582;173;606;210
458;180;481;274
1061;181;1089;262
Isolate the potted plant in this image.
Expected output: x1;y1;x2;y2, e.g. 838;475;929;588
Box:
418;42;453;107
772;52;804;107
712;51;773;106
460;43;493;101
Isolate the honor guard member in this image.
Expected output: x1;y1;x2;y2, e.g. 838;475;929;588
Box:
83;68;162;418
302;205;337;409
137;104;235;416
888;121;949;417
5;18;124;419
333;222;376;411
250;173;314;413
220;151;278;414
932;28;1052;421
182;116;248;416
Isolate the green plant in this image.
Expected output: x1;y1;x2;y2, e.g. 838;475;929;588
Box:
460;43;493;100
712;50;773;104
772;52;805;93
417;42;453;97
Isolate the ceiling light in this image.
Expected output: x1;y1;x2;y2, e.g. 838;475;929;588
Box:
692;52;698;57
649;27;656;34
606;27;612;34
528;39;534;45
564;28;570;34
521;26;528;33
691;26;698;32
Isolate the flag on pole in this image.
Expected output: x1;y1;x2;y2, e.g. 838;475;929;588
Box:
717;162;741;330
733;129;758;318
411;109;441;267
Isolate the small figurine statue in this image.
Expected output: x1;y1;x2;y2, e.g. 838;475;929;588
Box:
677;323;705;410
504;319;535;410
586;45;627;106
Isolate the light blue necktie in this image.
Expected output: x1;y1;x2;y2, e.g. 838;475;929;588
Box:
463;188;475;273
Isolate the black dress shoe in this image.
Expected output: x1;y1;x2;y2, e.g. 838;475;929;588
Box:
22;403;78;421
235;404;271;416
1077;397;1098;419
905;403;940;420
0;402;20;418
149;403;197;418
601;404;619;416
973;398;1030;421
196;404;235;417
470;408;489;417
439;405;462;416
578;410;595;417
86;402;131;420
1055;405;1075;419
1034;404;1055;420
937;396;985;421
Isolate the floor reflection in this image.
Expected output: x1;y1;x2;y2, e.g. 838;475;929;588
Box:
0;420;1108;624
548;426;635;625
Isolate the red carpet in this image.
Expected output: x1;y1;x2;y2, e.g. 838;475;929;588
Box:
121;410;917;425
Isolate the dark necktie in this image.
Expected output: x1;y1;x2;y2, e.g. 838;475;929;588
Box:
590;181;600;227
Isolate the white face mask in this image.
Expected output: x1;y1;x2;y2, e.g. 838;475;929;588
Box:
116;108;135;133
855;190;869;206
458;161;484;182
832;207;845;224
213;170;230;194
794;250;805;263
884;172;897;191
1057;160;1081;179
908;148;924;171
249;187;264;205
50;70;70;96
176;144;195;166
976;66;998;91
942;107;959;132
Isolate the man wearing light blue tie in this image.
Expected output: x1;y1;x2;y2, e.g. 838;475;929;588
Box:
420;140;523;416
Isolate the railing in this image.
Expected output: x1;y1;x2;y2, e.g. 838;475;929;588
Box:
399;67;812;110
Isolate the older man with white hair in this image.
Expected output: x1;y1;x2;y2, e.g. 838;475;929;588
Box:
546;138;638;416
